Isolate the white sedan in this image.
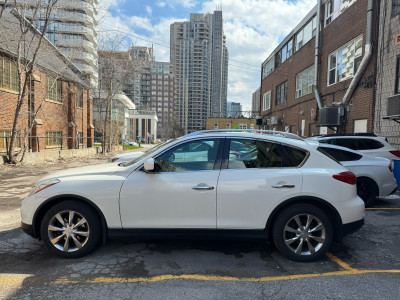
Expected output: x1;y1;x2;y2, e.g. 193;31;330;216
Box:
317;144;397;206
20;130;365;262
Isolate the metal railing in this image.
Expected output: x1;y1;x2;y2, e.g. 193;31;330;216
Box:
0;135;94;155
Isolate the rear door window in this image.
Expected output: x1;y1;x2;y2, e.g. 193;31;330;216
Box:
357;138;384;150
331;138;358;150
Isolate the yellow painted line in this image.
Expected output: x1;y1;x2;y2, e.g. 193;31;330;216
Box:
366;208;400;210
325;252;356;271
2;269;400;286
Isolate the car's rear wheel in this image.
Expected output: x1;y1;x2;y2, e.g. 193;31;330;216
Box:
40;201;101;258
272;204;333;262
356;177;378;207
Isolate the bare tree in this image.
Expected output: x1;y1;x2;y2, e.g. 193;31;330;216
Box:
1;0;60;163
94;32;144;153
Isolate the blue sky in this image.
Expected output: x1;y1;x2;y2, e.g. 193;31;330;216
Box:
99;0;316;111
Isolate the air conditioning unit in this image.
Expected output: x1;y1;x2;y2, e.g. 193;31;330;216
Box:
387;95;400;117
296;89;301;98
319;107;344;126
270;116;280;125
308;84;313;94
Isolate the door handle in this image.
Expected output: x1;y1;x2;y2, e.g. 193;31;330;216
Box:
192;185;214;190
272;184;295;188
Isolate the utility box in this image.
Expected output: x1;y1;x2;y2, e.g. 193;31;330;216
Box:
319;107;344;126
270;116;280;125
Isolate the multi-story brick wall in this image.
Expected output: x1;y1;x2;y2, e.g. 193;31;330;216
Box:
206;118;257;130
374;0;400;148
260;0;379;137
0;63;92;153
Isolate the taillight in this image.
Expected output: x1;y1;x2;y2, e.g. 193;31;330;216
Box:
111;158;118;162
333;171;356;185
389;150;400;158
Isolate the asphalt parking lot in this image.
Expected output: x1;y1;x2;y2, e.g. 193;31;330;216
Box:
0;157;399;299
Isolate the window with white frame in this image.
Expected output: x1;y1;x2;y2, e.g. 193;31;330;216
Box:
295;65;315;98
295;16;317;51
238;124;247;129
328;36;363;86
250;124;254;129
262;90;271;111
325;0;357;27
262;58;274;78
226;123;231;129
393;0;400;17
214;123;218;129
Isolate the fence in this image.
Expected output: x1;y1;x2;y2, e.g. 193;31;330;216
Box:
0;135;94;155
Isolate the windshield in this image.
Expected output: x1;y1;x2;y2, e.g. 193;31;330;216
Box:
123;139;177;167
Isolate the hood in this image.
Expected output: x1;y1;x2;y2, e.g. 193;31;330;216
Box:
114;151;144;159
39;163;123;182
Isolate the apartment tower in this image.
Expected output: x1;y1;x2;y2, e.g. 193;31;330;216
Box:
0;0;98;86
170;10;228;133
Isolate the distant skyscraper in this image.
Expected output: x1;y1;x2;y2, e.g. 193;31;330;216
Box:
227;102;242;118
0;0;98;86
252;87;261;115
170;10;228;133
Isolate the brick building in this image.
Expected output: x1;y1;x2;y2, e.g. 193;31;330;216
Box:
0;10;93;154
260;0;379;137
206;118;257;130
374;0;400;148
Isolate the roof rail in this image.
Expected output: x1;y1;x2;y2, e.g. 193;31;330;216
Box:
183;129;304;141
321;133;377;137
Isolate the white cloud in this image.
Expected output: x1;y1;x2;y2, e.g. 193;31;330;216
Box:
156;1;166;8
128;16;153;31
145;5;152;15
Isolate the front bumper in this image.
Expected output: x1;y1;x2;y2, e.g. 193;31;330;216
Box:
21;222;37;238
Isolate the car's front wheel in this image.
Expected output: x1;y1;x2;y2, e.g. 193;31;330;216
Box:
272;204;333;262
40;201;101;258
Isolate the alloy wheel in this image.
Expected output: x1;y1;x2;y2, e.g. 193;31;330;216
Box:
47;210;90;253
283;213;326;255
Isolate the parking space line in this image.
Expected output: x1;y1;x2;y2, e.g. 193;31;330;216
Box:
325;252;356;271
1;269;400;286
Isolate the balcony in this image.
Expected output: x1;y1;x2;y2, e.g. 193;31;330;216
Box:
56;0;97;18
57;25;97;45
56;38;97;56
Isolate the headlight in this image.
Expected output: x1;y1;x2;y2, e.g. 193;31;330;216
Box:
30;179;60;195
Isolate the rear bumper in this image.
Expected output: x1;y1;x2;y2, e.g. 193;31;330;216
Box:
342;218;364;237
21;222;37;238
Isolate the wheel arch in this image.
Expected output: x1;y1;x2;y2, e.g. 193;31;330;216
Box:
356;176;380;195
32;194;108;244
265;196;344;242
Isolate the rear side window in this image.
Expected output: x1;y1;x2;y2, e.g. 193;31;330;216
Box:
357;138;384;150
318;147;362;162
280;145;308;167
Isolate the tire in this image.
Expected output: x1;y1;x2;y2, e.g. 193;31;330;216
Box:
40;200;101;258
272;204;333;262
356;177;378;207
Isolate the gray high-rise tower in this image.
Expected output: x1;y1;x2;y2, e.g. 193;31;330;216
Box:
170;10;228;133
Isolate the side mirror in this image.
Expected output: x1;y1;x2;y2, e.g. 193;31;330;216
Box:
144;158;155;172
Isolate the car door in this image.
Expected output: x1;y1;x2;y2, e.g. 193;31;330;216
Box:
119;138;224;229
216;138;305;229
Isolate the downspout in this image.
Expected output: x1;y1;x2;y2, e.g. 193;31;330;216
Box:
341;0;374;106
314;0;323;109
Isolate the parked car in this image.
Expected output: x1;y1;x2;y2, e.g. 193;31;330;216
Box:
110;151;145;163
307;134;400;161
316;144;397;206
21;130;364;262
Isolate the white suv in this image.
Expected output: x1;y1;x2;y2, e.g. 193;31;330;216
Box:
307;134;400;161
21;130;365;262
